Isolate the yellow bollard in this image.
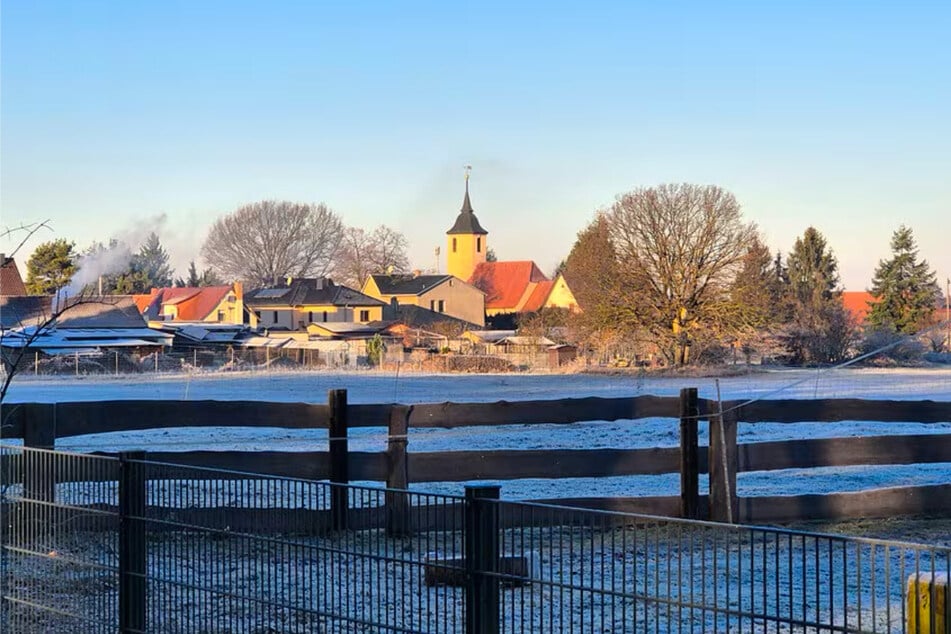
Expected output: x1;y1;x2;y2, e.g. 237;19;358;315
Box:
907;572;948;633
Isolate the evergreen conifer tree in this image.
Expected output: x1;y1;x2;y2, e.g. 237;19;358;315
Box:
25;238;78;295
780;227;854;364
866;225;940;334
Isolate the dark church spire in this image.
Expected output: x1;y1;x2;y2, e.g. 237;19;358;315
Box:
447;165;487;235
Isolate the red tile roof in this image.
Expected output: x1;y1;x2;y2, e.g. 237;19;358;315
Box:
842;291;875;323
1;256;27;296
469;261;548;312
134;286;233;321
521;280;554;313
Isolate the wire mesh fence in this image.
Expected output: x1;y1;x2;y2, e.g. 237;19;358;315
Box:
2;444;948;633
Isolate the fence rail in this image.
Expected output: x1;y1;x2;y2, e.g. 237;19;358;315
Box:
2;389;951;526
1;446;948;633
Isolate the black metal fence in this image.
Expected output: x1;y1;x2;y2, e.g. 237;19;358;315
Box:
2;444;949;633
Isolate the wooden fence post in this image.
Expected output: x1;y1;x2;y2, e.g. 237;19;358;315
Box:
465;485;500;634
329;389;349;531
386;404;411;537
709;409;738;523
118;450;147;634
679;388;700;520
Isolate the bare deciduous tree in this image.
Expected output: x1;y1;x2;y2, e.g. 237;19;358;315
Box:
606;183;757;365
201;200;344;287
335;225;409;288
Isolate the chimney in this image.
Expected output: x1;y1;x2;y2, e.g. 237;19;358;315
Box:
412;269;422;278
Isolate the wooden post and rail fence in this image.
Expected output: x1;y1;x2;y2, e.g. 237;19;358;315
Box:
2;388;951;531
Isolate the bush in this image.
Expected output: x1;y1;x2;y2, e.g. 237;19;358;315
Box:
857;327;926;365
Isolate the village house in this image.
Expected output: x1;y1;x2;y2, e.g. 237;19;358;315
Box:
244;277;385;331
444;178;580;321
0;294;171;363
133;283;245;325
362;272;485;327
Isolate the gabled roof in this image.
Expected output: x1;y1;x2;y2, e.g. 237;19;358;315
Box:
447;183;488;235
469;261;548;311
0;295;146;330
521;280;555;313
842;291;876;323
246;278;384;308
0;256;27;296
368;274;454;296
55;296;148;328
134;286;234;321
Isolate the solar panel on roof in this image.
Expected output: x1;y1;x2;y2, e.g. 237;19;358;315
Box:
254;288;290;298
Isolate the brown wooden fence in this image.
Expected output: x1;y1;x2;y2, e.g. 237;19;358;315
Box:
2;388;950;528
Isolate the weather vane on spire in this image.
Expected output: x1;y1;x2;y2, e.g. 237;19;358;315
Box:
464;164;472;182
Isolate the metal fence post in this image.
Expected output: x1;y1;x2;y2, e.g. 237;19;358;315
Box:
465;485;500;634
23;403;56;500
119;450;147;634
679;388;700;520
386;404;411;537
329;389;349;531
22;404;56;539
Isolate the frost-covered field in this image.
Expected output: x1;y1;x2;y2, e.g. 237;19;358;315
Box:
3;368;951;632
3;367;951;500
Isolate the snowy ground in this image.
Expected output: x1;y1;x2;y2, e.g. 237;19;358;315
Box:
3;367;951;501
3;368;950;632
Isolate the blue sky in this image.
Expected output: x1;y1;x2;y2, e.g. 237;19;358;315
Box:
2;1;949;290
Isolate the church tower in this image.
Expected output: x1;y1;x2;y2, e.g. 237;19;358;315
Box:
446;169;488;281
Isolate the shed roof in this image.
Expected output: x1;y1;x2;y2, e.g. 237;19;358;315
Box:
370;304;480;331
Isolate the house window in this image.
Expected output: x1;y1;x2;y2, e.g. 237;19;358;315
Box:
359;310;370;322
452;238;457;253
217;310;225;321
323;311;328;322
272;311;278;323
477;237;481;252
308;311;314;323
437;300;445;313
430;300;435;311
